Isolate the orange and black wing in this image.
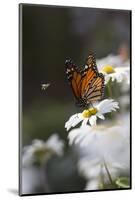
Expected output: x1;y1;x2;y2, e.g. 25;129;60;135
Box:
83;74;104;103
65;59;82;101
80;53;105;103
65;53;105;107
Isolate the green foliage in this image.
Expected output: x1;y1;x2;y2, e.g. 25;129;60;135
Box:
23;101;75;145
115;177;130;188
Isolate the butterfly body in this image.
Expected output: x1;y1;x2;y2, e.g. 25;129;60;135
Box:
65;53;105;108
75;97;88;108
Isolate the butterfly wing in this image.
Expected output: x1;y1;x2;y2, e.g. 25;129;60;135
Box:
83;74;104;103
65;53;105;107
80;53;105;104
65;59;82;101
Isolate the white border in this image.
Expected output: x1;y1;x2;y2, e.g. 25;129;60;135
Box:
0;0;134;199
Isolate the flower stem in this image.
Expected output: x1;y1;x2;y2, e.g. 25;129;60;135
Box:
103;160;113;185
44;169;50;192
107;80;115;119
107;80;113;98
40;165;51;193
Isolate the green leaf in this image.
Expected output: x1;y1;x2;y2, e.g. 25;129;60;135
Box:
115;177;130;188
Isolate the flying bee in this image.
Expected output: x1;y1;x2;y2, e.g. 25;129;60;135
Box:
41;83;50;91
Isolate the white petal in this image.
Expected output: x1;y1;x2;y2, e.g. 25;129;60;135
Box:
65;114;81;131
65;114;78;126
111;74;116;82
97;113;105;120
68;127;86;145
68;129;82;145
104;74;111;84
72;116;83;127
65;123;72;131
89;115;97;126
82;118;89;126
85;179;99;190
97;99;119;114
115;72;123;82
108;67;130;84
46;134;64;156
32;139;44;148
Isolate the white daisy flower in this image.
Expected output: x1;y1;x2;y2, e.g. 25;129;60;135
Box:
68;124;130;189
100;65;130;84
23;134;64;167
96;54;129;70
65;99;119;131
85;179;100;190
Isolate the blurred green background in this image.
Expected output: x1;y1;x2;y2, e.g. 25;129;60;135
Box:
21;4;130;145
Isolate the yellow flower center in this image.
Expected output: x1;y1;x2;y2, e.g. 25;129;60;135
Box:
82;108;98;118
34;148;54;165
101;65;115;74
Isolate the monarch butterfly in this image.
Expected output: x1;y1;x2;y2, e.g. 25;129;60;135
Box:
65;53;105;108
